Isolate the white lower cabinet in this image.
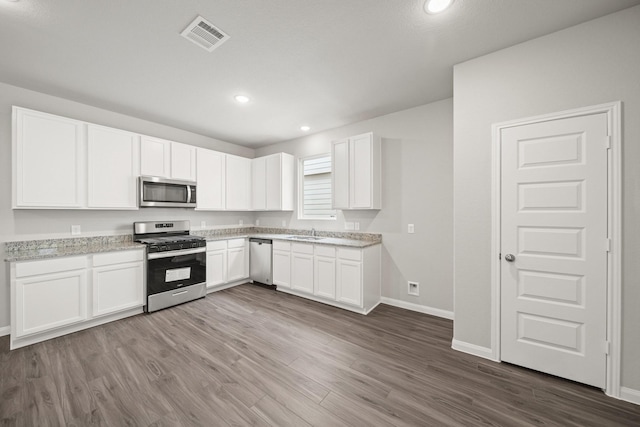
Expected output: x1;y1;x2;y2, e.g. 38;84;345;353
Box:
92;251;144;317
275;241;381;314
14;256;89;338
206;241;228;287
314;245;336;300
291;243;314;293
10;249;145;349
206;238;248;289
272;241;291;288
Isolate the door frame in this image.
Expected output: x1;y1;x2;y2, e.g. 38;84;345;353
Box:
490;102;621;397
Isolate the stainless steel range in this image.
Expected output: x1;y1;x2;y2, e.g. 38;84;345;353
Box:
134;220;207;312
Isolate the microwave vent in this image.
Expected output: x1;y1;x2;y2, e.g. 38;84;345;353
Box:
180;16;230;52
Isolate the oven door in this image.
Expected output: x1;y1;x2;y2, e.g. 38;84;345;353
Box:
147;248;206;296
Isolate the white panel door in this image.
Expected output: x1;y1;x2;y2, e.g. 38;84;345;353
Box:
206;249;227;287
291;253;314;294
226;155;251;210
273;250;291;288
140;136;171;178
314;256;336;300
87;124;139;209
196;148;226;210
251;156;267;210
336;259;362;307
171;142;196;181
92;262;144;317
500;113;608;388
350;133;372;208
14;108;85;208
331;139;350;209
15;270;88;337
227;247;247;282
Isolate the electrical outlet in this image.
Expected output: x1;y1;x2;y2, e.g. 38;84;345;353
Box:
408;281;419;296
345;222;355;230
71;225;81;236
200;221;206;228
355;222;360;231
408;224;415;234
239;219;243;225
256;219;260;226
282;220;286;227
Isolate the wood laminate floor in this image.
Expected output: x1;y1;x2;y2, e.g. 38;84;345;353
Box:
1;284;639;426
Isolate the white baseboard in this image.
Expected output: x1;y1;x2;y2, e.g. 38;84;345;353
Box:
0;325;10;337
206;280;246;294
620;387;640;406
380;297;454;320
451;338;498;362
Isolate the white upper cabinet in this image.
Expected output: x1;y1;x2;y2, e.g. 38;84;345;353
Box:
13;107;85;209
226;154;251;211
87;124;139;209
196;148;226;210
140;136;196;181
331;132;381;210
251;153;295;211
140;135;171;178
171;142;197;181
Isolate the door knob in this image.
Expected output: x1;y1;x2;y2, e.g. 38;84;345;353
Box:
504;254;516;262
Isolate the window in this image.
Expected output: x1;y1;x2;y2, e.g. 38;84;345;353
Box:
299;154;336;220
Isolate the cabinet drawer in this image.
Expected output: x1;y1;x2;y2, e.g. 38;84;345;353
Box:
15;256;88;278
315;245;335;257
337;248;362;262
273;240;291;251
291;243;313;254
93;250;144;267
227;238;246;248
207;240;227;251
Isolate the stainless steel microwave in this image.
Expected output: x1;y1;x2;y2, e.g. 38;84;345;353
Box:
139;176;197;208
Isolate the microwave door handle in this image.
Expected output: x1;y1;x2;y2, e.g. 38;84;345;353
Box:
187;185;192;203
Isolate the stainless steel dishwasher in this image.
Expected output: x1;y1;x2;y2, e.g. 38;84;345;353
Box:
249;238;273;286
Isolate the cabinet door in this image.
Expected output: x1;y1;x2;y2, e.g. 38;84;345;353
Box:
314;255;336;300
273;250;291;288
227;247;247;282
251;156;267;210
14;107;85;208
15;269;88;337
331;139;350;209
350;133;373;209
336;259;362;307
291;253;314;294
92;262;144;317
265;154;281;210
171;142;196;181
197;148;226;210
140;135;171;178
207;249;227;287
87;125;139;209
226;155;251;210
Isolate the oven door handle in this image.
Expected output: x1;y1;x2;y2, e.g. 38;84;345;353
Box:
147;247;206;259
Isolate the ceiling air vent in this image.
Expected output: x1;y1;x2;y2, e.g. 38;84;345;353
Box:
180;15;230;52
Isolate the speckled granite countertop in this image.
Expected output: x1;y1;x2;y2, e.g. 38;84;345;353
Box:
4;236;146;262
195;227;382;249
4;227;381;262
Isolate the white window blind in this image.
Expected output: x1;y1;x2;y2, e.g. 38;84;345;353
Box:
302;155;336;219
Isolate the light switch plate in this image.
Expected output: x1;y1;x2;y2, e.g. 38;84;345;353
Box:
71;225;81;235
239;219;243;225
408;224;415;234
200;221;206;228
355;222;360;231
282;220;286;227
256;219;260;226
345;222;355;230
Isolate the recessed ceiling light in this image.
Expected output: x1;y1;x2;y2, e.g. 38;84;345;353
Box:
234;95;250;103
424;0;454;14
300;126;311;132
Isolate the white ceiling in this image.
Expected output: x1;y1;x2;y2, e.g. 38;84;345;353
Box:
0;0;638;148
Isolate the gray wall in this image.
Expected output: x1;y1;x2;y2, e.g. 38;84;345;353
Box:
453;7;640;390
256;99;454;313
0;81;256;329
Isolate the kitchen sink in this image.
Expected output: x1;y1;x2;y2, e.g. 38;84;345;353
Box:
288;236;325;241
